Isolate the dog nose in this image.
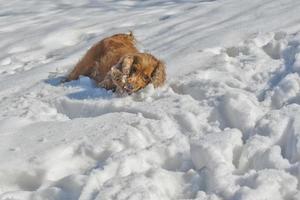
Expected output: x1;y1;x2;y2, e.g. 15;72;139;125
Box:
124;83;133;91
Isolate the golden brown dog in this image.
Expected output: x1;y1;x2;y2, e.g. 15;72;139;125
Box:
67;32;166;94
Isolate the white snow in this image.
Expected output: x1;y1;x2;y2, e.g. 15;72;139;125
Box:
1;0;300;199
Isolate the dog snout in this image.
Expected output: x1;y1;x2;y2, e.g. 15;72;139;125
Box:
124;83;133;91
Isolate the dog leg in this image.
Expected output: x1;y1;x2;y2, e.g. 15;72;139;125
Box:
98;72;115;91
121;55;134;76
110;67;126;93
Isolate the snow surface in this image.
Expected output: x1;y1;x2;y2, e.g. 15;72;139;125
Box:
1;0;300;199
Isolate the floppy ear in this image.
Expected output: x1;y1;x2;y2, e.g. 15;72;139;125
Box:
151;60;166;88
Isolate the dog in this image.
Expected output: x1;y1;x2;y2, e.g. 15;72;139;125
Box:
66;32;166;94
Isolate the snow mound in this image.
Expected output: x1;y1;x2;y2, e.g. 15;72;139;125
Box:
2;0;300;199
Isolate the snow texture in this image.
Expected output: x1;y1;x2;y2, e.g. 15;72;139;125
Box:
1;0;300;199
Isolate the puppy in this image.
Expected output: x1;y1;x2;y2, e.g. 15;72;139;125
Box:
67;32;166;94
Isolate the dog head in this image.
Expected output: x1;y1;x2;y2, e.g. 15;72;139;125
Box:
116;53;166;94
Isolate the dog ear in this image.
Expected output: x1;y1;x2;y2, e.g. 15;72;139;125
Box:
151;60;166;88
129;31;133;37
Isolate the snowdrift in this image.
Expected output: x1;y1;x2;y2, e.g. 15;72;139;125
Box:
1;0;300;199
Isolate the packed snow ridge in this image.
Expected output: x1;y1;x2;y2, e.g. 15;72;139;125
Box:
1;0;300;200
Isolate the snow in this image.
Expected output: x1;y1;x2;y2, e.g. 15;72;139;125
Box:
1;0;300;199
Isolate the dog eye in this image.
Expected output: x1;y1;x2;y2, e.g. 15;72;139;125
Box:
142;74;150;81
131;67;137;74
